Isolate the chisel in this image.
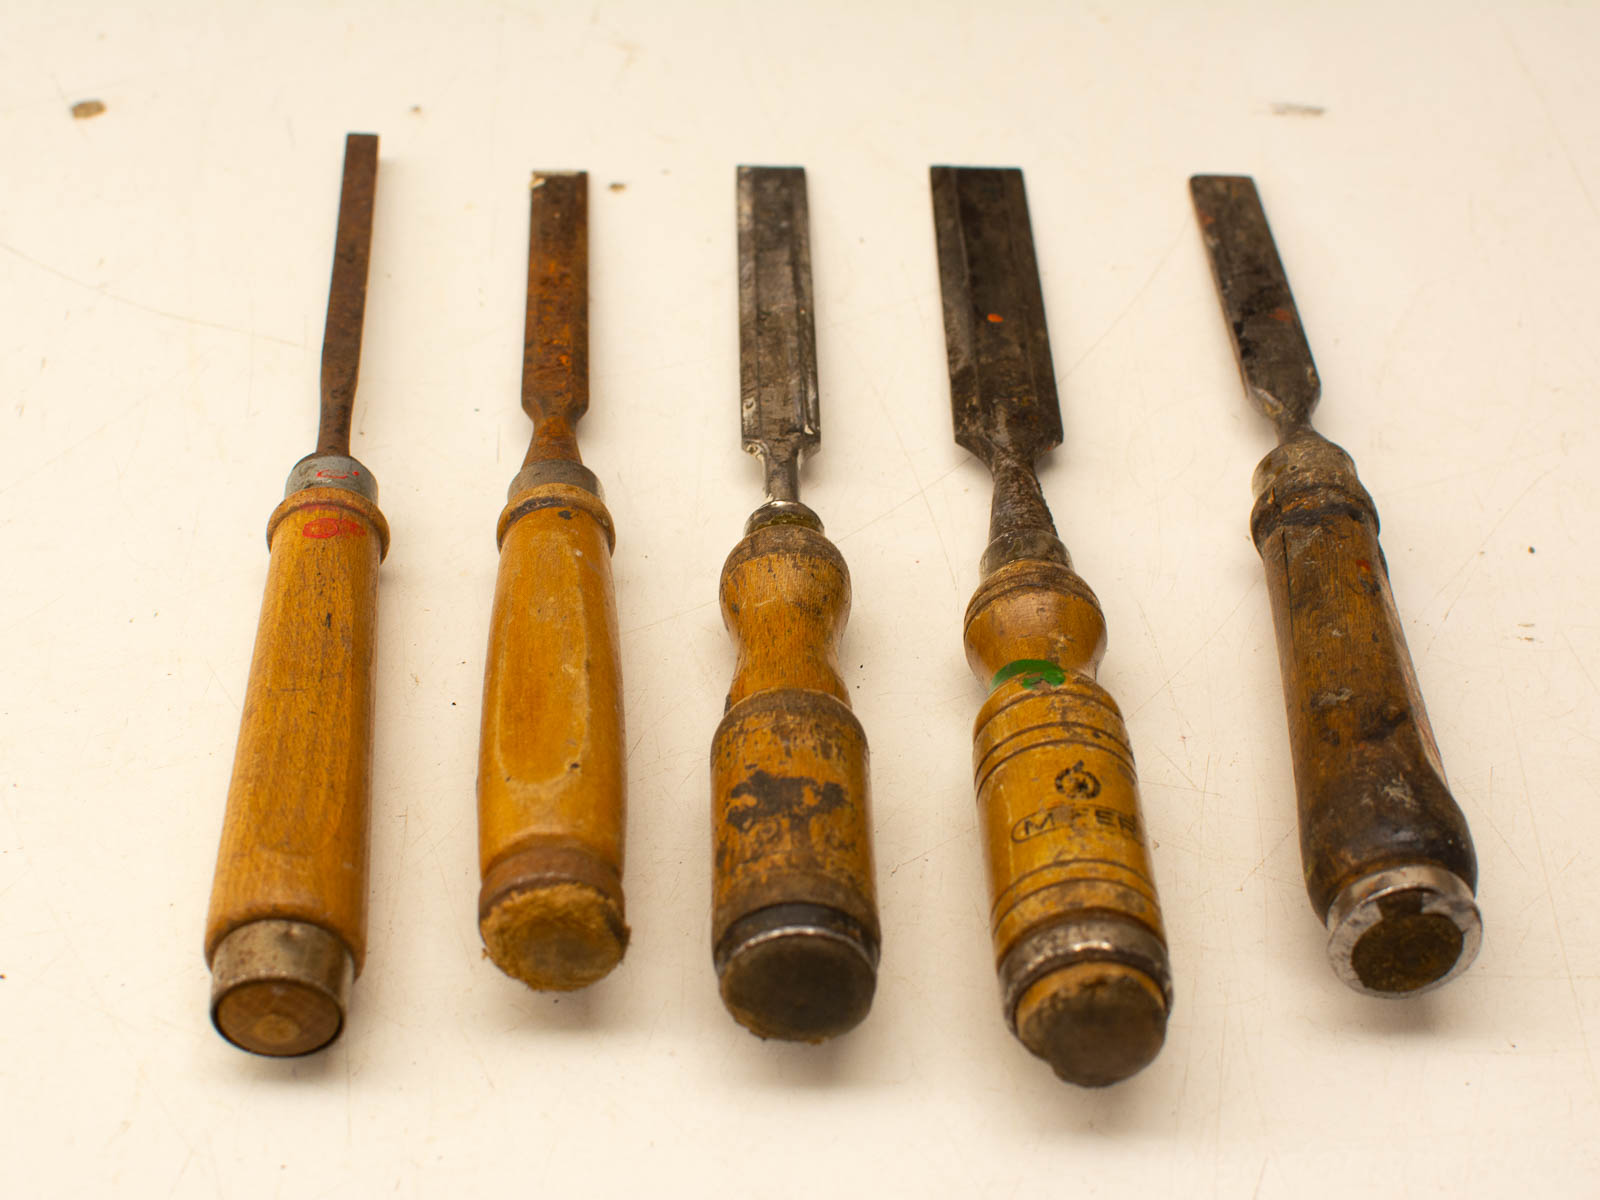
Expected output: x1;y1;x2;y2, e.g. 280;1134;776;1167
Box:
1189;175;1481;995
476;171;630;990
204;133;387;1056
709;166;880;1041
931;166;1172;1086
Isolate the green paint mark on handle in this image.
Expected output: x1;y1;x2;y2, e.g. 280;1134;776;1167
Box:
990;658;1066;692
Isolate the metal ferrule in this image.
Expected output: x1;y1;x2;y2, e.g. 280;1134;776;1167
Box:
285;453;379;503
508;458;603;501
744;498;822;535
1325;864;1483;997
997;915;1173;1034
713;902;881;978
979;528;1071;577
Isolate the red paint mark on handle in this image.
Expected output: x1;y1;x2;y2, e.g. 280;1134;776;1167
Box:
315;467;361;481
1355;558;1371;572
986;312;1004;323
303;514;366;540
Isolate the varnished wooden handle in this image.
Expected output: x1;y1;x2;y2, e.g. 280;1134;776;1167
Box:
963;556;1170;1086
204;486;389;1055
709;517;879;1042
476;481;628;991
1252;432;1479;994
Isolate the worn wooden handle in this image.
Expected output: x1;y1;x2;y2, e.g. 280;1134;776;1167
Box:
477;481;628;991
1251;432;1480;994
204;485;388;1055
963;555;1170;1086
709;515;879;1042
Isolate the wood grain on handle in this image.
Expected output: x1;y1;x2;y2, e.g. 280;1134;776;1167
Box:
963;555;1170;1086
964;558;1165;955
1251;432;1478;918
205;487;389;970
477;482;628;990
709;518;879;1041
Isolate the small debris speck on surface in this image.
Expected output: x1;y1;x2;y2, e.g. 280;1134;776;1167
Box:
70;99;106;120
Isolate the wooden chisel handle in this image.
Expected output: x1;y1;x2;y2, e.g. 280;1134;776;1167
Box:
963;553;1170;1087
709;509;879;1042
1252;431;1480;993
205;473;388;1056
476;464;628;989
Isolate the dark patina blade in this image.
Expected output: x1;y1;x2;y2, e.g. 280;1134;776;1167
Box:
522;171;589;464
737;166;818;501
1189;175;1321;436
930;166;1061;468
317;133;379;457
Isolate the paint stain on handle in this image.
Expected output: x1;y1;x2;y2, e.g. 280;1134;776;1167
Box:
303;514;366;540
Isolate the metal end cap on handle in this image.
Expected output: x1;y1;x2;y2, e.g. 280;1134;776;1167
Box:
209;919;354;1057
1325;865;1482;997
714;903;879;1043
998;916;1172;1087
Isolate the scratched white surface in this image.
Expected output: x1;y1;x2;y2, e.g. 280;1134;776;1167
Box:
2;1;1597;1195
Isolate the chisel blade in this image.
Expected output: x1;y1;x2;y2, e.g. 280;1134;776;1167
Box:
737;166;819;493
1189;175;1321;435
318;133;379;457
522;171;589;464
931;166;1061;468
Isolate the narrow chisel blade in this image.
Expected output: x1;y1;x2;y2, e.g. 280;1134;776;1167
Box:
318;133;379;457
522;171;589;463
737;166;819;471
931;166;1061;466
1189;175;1321;433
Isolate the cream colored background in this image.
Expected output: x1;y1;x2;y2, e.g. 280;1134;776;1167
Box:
3;1;1597;1195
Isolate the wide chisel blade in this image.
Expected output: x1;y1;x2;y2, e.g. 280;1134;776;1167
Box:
931;166;1061;467
318;133;379;457
1189;175;1320;436
737;166;818;502
930;164;1174;1088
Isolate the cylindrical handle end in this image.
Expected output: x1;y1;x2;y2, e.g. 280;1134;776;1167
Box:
209;919;354;1057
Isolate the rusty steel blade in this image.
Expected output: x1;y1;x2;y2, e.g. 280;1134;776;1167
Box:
737;166;818;504
317;133;379;457
1189;175;1321;439
931;166;1061;470
522;171;589;465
